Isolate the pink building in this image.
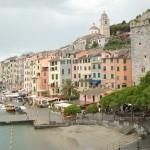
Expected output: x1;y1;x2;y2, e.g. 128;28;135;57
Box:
80;87;112;105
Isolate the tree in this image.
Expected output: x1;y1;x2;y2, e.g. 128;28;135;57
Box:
87;104;98;119
100;71;150;117
87;104;98;113
64;104;81;116
62;79;79;101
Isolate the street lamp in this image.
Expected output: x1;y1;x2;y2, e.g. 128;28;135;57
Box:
48;105;51;124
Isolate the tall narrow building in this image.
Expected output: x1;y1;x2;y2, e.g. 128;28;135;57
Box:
100;11;110;38
130;10;150;84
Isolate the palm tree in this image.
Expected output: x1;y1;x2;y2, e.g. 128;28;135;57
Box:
61;79;79;101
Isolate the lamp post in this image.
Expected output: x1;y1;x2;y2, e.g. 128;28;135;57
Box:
48;105;51;124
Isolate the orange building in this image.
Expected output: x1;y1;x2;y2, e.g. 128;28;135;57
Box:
101;50;132;89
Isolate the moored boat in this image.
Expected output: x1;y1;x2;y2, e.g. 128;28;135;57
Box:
5;104;16;112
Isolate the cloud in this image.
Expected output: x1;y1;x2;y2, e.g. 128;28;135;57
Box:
0;0;149;60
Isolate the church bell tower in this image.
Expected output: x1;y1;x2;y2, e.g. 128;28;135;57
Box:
100;11;110;37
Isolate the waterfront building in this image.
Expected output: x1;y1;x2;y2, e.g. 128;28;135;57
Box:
80;87;112;105
91;51;111;88
1;56;19;91
101;50;132;89
130;10;150;84
49;56;72;96
24;51;57;96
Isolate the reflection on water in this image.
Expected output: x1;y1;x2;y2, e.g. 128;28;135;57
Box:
0;125;136;150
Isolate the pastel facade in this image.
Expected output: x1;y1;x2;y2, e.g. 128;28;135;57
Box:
24;51;57;95
49;57;72;96
80;87;112;105
1;56;23;91
101;51;132;89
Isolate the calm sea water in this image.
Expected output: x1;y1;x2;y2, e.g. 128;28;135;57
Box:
0;125;73;150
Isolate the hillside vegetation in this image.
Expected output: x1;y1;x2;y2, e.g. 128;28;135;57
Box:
101;71;150;111
110;21;130;36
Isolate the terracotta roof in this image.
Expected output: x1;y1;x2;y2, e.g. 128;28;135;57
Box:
82;87;111;96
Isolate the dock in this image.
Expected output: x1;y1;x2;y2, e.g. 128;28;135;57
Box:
33;121;70;129
0;119;34;125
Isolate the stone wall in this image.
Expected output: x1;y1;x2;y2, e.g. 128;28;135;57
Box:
130;12;150;84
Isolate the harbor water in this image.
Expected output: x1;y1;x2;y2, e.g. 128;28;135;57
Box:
0;124;137;150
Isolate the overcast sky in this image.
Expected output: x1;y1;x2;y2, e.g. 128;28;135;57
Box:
0;0;149;60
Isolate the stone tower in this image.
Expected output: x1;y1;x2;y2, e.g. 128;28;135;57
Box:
100;11;110;37
130;10;150;84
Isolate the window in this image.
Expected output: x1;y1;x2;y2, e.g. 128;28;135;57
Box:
124;66;127;71
118;84;120;89
74;66;76;70
111;74;114;79
93;73;96;78
81;82;83;87
111;66;113;71
88;66;91;70
117;66;120;71
62;79;64;84
98;73;100;78
93;64;96;69
85;75;87;79
74;74;76;78
78;74;81;78
123;59;126;64
104;74;106;79
103;59;106;63
141;67;145;73
98;64;101;69
55;66;57;70
37;73;40;76
68;69;70;74
33;79;36;83
117;59;119;63
122;84;127;88
84;66;87;70
52;74;54;80
93;96;95;103
85;82;87;87
112;83;114;88
103;66;106;71
111;59;113;63
124;76;127;80
51;61;54;66
56;74;58;80
33;87;36;92
44;79;47;84
62;69;64;75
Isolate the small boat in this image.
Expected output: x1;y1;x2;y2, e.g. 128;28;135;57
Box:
6;104;16;112
0;104;6;111
16;106;26;114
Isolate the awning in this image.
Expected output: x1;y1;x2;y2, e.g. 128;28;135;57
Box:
90;80;101;85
